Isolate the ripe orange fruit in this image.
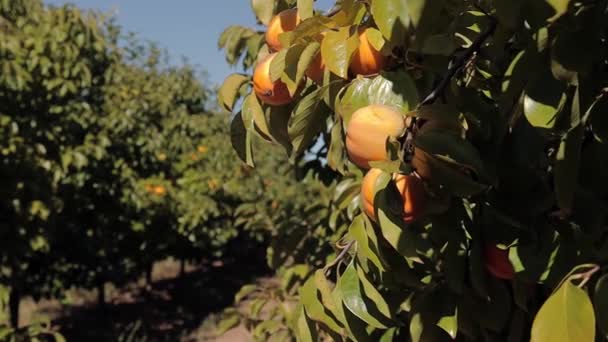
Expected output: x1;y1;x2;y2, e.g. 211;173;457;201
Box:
345;104;406;169
305;50;325;84
483;243;515;280
153;185;166;196
349;27;386;76
360;168;426;222
305;32;327;84
265;8;301;51
253;52;298;106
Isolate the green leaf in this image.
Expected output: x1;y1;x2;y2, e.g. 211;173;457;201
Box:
338;261;391;328
410;313;424;342
531;276;595;342
594;274;608;339
374;173;420;266
235;284;257;302
523;68;567;129
52;332;66;342
290;16;334;45
355;262;393;320
339;71;419;125
218;73;249;112
364;27;386;52
331;285;373;341
216;314;240;335
331;0;368;26
294;305;318;342
321;26;358;79
415;103;461;126
269;48;287;82
297;0;313;19
443;240;466;294
419;34;457;56
495;0;524;29
288;88;330;157
250;298;267;318
413;130;491;184
589;95;608;143
266;105;293;154
554;123;583;212
313;270;337;314
545;0;571;21
278;42;320;95
436;308;458;339
251;0;276;25
245;94;273;140
300;277;343;334
349;214;386;272
327;118;347;173
230;112;255;167
370;0;410;44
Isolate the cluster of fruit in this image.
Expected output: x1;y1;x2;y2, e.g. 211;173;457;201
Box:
254;8;514;281
253;8;385;105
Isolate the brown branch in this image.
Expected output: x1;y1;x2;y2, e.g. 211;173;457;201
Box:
323;239;355;274
419;17;497;106
403;15;497;160
571;264;601;288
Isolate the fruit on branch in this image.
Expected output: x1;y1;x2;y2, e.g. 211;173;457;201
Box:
483;243;515;280
345;104;406;168
265;8;301;51
349;27;386;76
305;32;327;84
306;52;325;84
360;168;426;223
153;185;166;196
253;52;299;105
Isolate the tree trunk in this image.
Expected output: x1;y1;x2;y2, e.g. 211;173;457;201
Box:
97;280;105;307
9;287;20;328
179;258;186;278
146;262;153;285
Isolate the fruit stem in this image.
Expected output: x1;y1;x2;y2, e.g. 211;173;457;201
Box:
323;239;355;274
572;264;600;288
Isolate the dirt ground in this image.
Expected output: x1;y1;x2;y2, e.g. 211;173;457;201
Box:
15;256;268;341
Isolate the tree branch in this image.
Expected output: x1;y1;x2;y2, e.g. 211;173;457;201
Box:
323;239;355;274
403;15;497;160
419;17;497;106
571;264;600;288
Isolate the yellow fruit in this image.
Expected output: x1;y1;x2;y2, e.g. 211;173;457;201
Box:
305;32;327;84
265;8;301;51
153;185;166;196
349;28;386;76
360;168;426;222
345;104;406;169
253;53;298;105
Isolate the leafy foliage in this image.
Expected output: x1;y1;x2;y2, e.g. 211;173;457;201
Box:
0;0;336;334
219;0;608;340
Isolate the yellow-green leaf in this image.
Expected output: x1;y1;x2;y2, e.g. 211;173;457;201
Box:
531;277;595;342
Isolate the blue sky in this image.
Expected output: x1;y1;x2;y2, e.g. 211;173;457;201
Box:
44;1;335;87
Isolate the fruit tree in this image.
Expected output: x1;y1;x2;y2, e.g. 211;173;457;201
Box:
219;0;608;340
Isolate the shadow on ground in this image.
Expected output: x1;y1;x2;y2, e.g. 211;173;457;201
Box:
48;249;268;341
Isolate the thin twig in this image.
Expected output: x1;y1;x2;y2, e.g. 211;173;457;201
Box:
403;15;497;160
571;265;601;288
419;17;497;106
323;240;355;274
